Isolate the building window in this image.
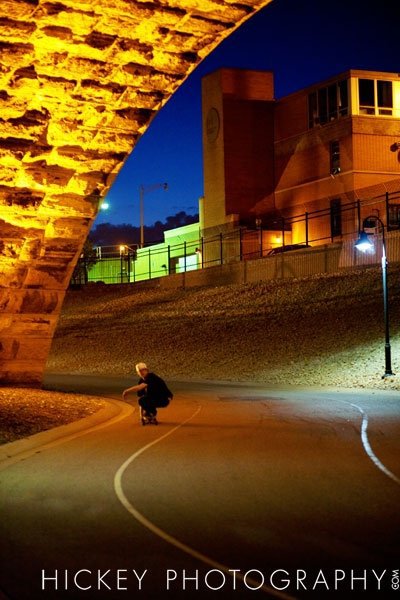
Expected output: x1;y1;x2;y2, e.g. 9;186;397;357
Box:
330;199;342;238
338;80;348;117
388;204;400;229
328;84;337;121
330;141;340;175
359;79;375;114
358;79;393;116
377;80;393;115
308;79;349;128
308;91;318;128
318;88;328;124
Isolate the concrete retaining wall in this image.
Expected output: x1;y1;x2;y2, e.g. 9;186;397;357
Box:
110;243;343;292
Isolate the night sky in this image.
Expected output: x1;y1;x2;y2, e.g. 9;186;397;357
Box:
95;0;400;228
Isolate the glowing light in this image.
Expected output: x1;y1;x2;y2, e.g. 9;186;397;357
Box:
100;201;110;210
355;231;374;253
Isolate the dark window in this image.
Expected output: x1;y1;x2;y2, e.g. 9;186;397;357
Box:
308;91;318;127
388;204;400;229
330;140;340;174
338;79;349;116
377;80;393;115
328;84;337;120
318;88;328;124
358;78;393;116
308;79;349;129
330;199;342;238
359;79;375;114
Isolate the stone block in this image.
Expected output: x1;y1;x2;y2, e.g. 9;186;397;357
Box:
23;266;72;289
0;288;64;315
40;192;99;218
0;359;48;387
0;262;28;288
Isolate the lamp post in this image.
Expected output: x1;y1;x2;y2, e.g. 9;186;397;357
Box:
139;182;168;248
355;215;394;378
119;244;137;283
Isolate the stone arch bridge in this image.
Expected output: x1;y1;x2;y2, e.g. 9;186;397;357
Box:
0;0;272;385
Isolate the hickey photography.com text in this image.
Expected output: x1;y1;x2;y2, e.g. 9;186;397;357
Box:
41;568;399;593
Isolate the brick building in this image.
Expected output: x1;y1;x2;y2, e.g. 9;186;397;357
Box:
201;68;400;249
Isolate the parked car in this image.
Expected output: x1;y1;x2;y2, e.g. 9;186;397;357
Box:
267;243;312;256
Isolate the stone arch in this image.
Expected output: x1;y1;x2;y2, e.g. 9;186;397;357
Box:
0;0;272;384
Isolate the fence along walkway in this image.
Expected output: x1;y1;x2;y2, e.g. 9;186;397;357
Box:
77;189;400;285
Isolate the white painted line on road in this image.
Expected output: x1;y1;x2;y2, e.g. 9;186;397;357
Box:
347;402;400;485
114;405;296;600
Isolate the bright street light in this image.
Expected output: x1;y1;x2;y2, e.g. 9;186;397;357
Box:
355;215;394;378
354;230;374;253
119;244;137;255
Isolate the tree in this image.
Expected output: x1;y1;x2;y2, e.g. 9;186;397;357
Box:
165;211;199;230
89;211;199;247
88;223;139;247
70;239;98;286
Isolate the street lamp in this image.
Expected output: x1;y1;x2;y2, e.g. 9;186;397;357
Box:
119;244;137;257
119;244;137;284
355;215;394;378
139;182;168;248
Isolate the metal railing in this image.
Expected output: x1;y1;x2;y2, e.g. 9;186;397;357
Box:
71;190;400;285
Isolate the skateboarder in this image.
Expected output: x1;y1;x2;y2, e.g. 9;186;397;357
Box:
122;362;173;425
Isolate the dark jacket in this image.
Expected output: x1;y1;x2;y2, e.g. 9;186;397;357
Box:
138;372;173;406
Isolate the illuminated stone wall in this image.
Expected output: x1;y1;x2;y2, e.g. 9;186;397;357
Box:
0;0;272;385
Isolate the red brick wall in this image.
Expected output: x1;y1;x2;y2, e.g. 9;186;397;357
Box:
220;68;274;101
275;119;353;189
275;91;307;141
202;68;400;239
202;69;275;231
352;116;400;176
223;98;275;220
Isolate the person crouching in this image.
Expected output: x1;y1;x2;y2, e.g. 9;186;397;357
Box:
122;362;173;423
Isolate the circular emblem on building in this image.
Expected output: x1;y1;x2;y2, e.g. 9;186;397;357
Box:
206;107;220;142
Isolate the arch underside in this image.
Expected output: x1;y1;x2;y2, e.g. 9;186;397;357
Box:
0;0;272;384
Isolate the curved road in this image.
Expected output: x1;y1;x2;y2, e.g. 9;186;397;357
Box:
0;375;399;600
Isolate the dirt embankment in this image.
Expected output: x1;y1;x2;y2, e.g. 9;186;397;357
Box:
47;267;400;391
0;389;104;445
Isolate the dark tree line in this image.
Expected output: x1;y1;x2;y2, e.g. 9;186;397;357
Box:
89;211;199;247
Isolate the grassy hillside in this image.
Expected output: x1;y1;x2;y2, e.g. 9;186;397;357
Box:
47;267;400;390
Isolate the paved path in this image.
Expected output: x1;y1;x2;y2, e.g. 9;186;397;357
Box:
0;375;399;599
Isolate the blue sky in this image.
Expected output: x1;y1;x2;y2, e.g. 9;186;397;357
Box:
96;0;400;228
